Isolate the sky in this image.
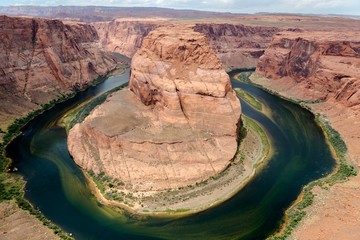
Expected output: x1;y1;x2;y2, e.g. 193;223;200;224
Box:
0;0;359;16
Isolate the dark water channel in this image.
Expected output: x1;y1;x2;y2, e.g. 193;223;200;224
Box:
6;68;336;239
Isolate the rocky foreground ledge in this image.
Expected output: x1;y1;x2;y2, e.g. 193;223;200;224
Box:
68;26;241;194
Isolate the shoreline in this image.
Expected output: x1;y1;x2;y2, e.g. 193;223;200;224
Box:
248;72;358;239
83;116;273;217
0;64;127;240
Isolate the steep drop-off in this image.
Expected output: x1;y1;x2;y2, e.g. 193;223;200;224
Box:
254;30;360;240
0;15;117;130
93;19;159;57
68;26;241;192
255;31;360;160
94;20;279;69
193;23;279;69
257;31;360;107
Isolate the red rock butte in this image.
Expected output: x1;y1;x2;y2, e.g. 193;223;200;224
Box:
68;26;241;192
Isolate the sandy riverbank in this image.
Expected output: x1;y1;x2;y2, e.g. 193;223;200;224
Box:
84;117;272;217
0;201;61;240
249;73;360;240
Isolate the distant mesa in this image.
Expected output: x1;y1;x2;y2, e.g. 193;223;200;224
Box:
68;25;241;192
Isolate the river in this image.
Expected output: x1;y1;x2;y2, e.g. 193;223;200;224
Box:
7;68;336;239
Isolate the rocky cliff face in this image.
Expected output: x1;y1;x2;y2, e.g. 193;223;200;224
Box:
94;20;279;69
93;19;160;57
256;31;360;107
0;15;117;130
68;26;241;192
254;30;360;163
193;23;280;69
254;29;360;240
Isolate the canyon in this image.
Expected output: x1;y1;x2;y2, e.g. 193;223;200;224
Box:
68;26;241;192
0;15;118;131
253;29;360;240
0;8;360;240
255;29;360;163
93;19;280;69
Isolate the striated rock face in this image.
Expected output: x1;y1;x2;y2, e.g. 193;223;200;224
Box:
256;31;360;107
193;23;280;69
93;19;159;57
0;15;117;130
68;26;241;192
254;29;360;240
94;20;279;70
255;30;360;162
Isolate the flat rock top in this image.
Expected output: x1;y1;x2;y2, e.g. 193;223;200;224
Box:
275;30;360;42
88;89;211;142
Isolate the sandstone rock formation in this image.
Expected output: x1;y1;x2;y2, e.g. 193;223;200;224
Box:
256;31;360;107
255;29;360;166
193;23;279;69
93;19;159;57
94;20;279;70
0;15;117;130
68;26;241;192
253;29;360;240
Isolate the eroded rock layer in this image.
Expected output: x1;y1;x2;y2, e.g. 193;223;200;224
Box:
0;15;117;130
93;19;159;57
68;26;241;191
93;19;279;69
255;29;360;164
256;31;360;107
193;23;279;69
254;29;360;240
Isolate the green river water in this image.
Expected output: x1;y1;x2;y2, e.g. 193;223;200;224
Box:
7;68;336;239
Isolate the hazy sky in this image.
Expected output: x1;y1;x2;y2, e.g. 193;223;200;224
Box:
0;0;359;15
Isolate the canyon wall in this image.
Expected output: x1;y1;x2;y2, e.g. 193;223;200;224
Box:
93;19;159;57
94;20;279;69
0;15;118;130
68;26;241;192
256;31;360;107
193;23;279;69
254;31;360;239
255;31;360;159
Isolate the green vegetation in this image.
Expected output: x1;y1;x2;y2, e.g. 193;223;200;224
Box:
1;145;73;240
318;116;347;159
61;82;128;132
269;116;357;240
316;115;356;184
0;90;81;239
0;66;128;239
232;69;356;239
235;88;263;111
88;170;128;203
243;116;270;158
164;208;190;213
234;70;255;83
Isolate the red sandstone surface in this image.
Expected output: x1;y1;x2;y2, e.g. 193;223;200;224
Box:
1;10;360;239
0;15;117;130
254;28;360;240
68;26;241;192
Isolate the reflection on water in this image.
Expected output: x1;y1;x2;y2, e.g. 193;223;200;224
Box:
7;69;335;239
